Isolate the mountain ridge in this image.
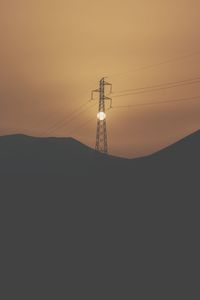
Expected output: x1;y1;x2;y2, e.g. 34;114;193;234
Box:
0;128;199;159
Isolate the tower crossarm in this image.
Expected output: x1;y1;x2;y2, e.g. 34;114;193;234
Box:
103;96;112;108
91;89;100;100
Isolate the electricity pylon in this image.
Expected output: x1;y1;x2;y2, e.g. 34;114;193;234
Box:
91;78;112;154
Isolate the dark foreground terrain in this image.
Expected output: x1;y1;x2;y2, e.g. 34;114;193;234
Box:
0;130;199;299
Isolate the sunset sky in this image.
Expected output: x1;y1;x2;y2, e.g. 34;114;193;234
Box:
1;0;200;157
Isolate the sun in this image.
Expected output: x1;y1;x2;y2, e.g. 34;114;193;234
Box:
97;111;106;121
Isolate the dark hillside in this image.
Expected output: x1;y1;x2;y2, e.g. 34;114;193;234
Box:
0;134;129;175
0;130;199;178
0;130;199;300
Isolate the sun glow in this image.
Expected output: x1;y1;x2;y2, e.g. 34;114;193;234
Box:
97;111;106;121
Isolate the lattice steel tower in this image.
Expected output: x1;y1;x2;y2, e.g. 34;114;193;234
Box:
91;78;112;154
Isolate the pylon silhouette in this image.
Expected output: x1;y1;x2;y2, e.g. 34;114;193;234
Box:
91;78;112;154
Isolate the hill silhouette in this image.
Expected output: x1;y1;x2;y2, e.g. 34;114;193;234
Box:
0;130;199;300
0;130;199;177
0;134;129;175
0;130;199;203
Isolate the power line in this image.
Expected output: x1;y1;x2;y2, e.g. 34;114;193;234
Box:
41;68;200;143
108;51;200;78
68;116;96;135
111;96;200;109
68;96;200;135
49;96;199;139
113;76;200;95
44;100;89;135
112;79;200;99
47;102;96;135
45;101;96;136
42;78;101;136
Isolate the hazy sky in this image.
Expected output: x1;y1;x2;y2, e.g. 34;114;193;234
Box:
0;0;200;157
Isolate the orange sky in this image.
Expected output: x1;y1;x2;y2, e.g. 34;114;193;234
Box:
0;0;200;157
